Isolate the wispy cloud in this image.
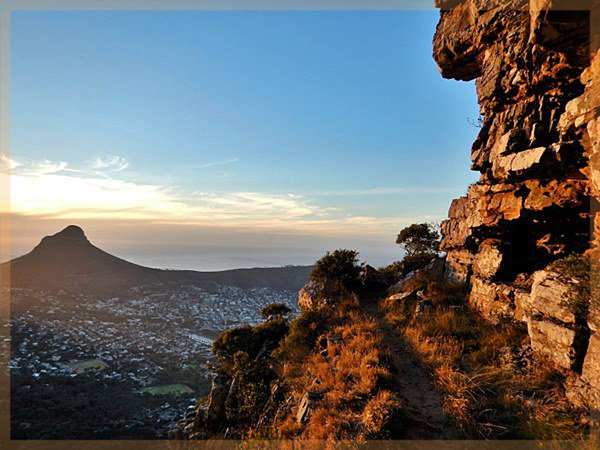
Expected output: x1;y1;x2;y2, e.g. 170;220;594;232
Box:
1;154;74;176
0;154;21;171
1;153;442;236
193;157;239;169
91;155;129;172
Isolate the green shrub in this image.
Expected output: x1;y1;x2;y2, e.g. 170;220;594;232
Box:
253;317;290;353
226;351;273;425
212;317;290;369
212;325;259;367
276;308;331;363
309;249;361;289
259;303;292;320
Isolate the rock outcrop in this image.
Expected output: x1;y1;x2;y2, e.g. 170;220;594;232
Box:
298;278;353;310
388;258;445;294
298;264;388;310
434;0;599;406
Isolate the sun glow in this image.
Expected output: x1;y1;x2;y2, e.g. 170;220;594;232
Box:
1;153;436;236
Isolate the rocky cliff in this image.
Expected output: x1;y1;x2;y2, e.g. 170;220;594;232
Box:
434;0;599;406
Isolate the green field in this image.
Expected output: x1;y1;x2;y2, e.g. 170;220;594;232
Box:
139;384;194;396
65;359;108;374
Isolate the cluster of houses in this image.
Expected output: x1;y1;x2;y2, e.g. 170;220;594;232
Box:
7;284;298;436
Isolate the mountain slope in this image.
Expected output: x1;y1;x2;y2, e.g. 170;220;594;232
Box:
1;225;311;294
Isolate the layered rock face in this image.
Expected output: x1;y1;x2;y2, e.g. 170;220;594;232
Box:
434;0;599;405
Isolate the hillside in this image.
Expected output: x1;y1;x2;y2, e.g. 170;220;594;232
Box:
1;225;311;294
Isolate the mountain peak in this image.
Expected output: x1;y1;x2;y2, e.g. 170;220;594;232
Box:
37;225;90;248
53;225;86;239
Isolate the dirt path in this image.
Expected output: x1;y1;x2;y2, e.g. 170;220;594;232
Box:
365;305;462;439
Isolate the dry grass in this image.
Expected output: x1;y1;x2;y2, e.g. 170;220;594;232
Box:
276;308;404;443
271;273;587;442
384;287;588;439
361;390;404;438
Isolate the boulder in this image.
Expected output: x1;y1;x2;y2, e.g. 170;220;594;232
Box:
388;258;445;294
469;276;513;322
473;239;503;280
527;319;577;370
444;249;474;283
581;332;600;401
298;278;351;310
205;375;230;431
529;270;576;324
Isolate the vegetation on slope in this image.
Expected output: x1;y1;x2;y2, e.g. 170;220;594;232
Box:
183;224;590;443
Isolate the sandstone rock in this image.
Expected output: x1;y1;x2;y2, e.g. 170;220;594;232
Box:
431;0;597;412
564;372;600;410
523;178;587;211
527;319;577;370
513;288;531;323
581;332;600;402
432;0;481;81
529;270;576;323
492;146;548;180
298;278;351;310
205;375;230;431
469;276;513;322
388;258;445;294
445;249;474;283
473;239;503;280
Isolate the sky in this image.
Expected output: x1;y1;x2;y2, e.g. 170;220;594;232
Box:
3;9;479;270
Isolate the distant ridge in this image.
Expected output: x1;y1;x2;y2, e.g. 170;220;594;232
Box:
0;225;312;294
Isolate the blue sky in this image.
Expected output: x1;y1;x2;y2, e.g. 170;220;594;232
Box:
5;10;479;270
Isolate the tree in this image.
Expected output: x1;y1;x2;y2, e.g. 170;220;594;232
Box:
212;325;258;366
259;303;292;320
396;223;440;257
309;249;361;289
